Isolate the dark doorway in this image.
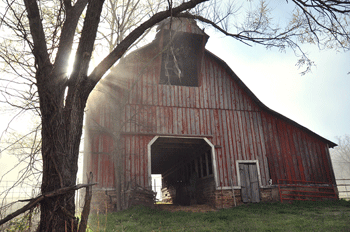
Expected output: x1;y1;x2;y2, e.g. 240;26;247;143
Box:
239;163;260;203
150;137;215;205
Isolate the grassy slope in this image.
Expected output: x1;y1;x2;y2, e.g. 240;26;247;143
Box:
89;200;350;232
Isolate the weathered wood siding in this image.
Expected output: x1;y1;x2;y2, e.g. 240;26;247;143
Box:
86;37;335;191
261;111;335;184
122;135;153;188
91;134;114;188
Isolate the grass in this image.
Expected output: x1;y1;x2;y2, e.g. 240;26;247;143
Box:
88;200;350;232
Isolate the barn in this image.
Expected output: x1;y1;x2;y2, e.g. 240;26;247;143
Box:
83;18;338;211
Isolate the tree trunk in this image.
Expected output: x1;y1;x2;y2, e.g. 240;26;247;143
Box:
37;82;86;231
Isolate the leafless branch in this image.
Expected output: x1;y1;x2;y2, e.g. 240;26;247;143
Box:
0;182;97;226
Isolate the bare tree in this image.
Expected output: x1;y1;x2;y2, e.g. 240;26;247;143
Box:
0;0;349;231
0;114;41;229
331;135;350;179
96;0;167;53
0;0;209;231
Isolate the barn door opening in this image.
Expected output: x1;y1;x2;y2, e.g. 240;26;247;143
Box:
239;162;260;203
148;136;217;205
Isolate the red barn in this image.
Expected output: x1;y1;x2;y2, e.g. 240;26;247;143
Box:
84;18;337;211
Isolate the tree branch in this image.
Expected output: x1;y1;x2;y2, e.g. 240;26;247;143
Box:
87;0;208;94
0;183;97;226
23;0;51;72
52;0;89;78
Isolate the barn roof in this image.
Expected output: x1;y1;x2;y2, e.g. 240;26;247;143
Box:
204;49;337;148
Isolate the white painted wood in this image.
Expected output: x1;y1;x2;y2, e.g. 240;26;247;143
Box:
147;136;218;191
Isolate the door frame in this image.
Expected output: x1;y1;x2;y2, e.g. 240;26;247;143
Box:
236;160;262;188
147;136;218;189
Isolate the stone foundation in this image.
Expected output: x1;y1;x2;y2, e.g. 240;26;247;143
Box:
213;186;279;208
88;184;338;212
125;186;156;208
160;186;281;209
90;186;156;213
90;189;117;213
260;186;280;202
213;189;243;208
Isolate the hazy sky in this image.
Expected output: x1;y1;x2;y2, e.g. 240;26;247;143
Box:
205;30;350;144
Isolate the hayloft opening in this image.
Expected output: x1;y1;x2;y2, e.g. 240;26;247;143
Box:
149;137;216;205
159;30;204;87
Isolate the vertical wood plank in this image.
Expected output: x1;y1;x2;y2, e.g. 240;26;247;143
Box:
220;110;229;186
301;132;315;181
239;164;250;203
249;164;260;203
195;108;200;135
226;110;236;185
294;130;308;181
271;116;284;180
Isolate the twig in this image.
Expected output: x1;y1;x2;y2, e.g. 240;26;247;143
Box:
0;182;97;226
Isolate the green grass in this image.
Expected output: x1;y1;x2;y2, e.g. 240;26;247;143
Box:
88;200;350;232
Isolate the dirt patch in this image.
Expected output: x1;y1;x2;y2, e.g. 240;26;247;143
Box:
155;204;217;212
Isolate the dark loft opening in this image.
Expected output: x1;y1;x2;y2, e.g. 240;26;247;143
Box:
159;30;204;87
151;137;214;205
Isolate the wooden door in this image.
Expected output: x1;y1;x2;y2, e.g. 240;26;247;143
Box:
239;163;260;203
